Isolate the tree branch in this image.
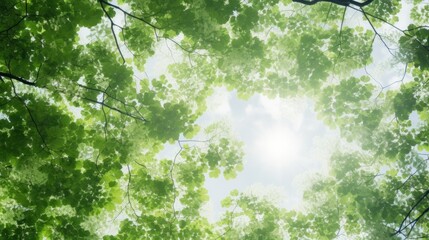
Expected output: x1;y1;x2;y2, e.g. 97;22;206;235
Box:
0;71;36;86
169;140;182;226
81;96;146;122
126;164;139;218
99;0;126;64
0;0;28;34
0;70;147;122
77;83;147;122
349;5;429;53
394;189;429;237
99;0;161;30
360;7;395;56
338;6;347;53
9;79;50;153
293;0;374;7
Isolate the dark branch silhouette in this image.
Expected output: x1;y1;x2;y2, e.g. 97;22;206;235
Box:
0;71;146;122
0;0;28;35
80;96;146;122
293;0;374;7
9;79;50;153
126;164;139;218
99;0;200;60
393;189;429;237
99;0;160;30
99;0;126;64
349;5;429;52
360;7;395;56
0;71;36;86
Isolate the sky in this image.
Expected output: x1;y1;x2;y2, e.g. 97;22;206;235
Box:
78;1;415;223
143;35;340;220
148;5;414;222
155;87;342;221
200;90;341;221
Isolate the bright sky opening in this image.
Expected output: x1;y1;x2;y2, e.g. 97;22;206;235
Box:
254;125;302;167
196;89;340;221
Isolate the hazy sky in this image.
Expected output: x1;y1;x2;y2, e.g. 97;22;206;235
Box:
145;4;413;222
67;2;417;235
201;90;341;221
155;87;342;221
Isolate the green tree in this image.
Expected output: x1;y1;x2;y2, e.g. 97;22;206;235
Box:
1;0;429;239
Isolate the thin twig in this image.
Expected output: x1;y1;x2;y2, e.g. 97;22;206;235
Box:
81;96;145;122
99;0;160;30
338;6;347;53
99;0;126;64
360;7;394;56
349;5;429;52
9;79;50;153
126;164;139;217
0;0;28;34
394;189;429;236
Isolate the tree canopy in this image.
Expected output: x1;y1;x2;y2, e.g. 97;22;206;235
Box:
1;0;429;239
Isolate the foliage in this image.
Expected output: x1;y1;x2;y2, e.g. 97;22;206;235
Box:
1;0;429;239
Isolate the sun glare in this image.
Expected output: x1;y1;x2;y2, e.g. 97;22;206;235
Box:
255;126;302;167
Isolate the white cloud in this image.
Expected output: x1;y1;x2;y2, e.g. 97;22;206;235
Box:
206;88;232;117
259;96;283;120
250;95;307;131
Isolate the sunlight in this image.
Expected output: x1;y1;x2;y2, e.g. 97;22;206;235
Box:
255;126;302;167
